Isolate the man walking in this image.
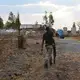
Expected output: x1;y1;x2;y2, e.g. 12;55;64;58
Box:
41;26;56;69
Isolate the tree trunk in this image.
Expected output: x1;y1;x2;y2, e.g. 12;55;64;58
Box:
18;35;24;49
18;28;20;35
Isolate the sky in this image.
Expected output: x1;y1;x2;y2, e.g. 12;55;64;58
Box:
0;0;80;30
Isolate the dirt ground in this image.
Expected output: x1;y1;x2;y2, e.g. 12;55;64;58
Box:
72;36;80;40
0;33;80;80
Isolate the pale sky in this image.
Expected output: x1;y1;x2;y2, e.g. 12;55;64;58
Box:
0;0;80;30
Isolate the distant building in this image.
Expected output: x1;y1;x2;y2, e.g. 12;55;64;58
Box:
20;24;34;29
63;27;68;36
71;22;77;36
20;24;41;29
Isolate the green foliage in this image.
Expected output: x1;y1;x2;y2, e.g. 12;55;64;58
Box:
43;11;48;24
4;12;16;29
0;17;4;29
49;12;54;25
8;12;15;22
5;21;11;29
15;13;21;30
4;12;21;30
43;11;54;27
15;13;21;35
5;21;16;29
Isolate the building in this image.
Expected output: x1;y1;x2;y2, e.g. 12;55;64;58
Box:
63;27;68;36
71;22;77;36
20;24;41;29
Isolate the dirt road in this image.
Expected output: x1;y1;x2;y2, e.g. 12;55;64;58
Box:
56;38;80;53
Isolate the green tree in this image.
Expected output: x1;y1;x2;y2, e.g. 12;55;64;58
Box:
43;11;54;28
15;13;21;35
8;12;15;22
43;11;48;24
5;12;16;29
5;21;12;29
49;12;54;27
15;13;24;49
0;17;4;29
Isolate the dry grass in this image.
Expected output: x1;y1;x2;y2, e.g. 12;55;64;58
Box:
72;36;80;40
0;34;80;80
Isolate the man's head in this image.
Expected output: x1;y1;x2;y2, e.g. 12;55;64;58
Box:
46;26;50;31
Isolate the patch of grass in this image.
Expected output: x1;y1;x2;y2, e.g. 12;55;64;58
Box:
64;37;73;39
